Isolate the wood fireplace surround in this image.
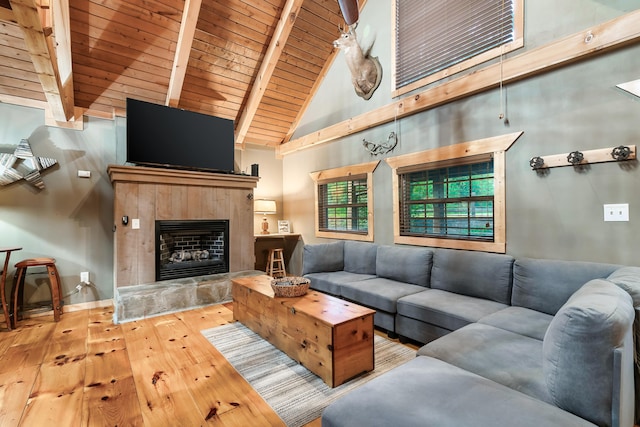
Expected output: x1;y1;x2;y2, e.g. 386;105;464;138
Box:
108;165;259;289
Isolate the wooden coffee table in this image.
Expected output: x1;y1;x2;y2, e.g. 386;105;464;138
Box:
232;275;375;387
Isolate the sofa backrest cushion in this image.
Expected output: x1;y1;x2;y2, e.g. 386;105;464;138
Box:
376;245;433;287
512;258;620;315
430;249;514;304
343;241;378;275
542;279;634;427
607;266;640;307
302;241;344;275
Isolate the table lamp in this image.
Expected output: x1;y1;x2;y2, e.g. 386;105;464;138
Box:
254;199;277;234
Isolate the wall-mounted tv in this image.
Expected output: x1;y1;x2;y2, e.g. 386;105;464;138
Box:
126;98;235;173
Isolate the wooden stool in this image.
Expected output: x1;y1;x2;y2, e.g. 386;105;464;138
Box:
0;247;21;330
266;248;287;278
11;257;62;328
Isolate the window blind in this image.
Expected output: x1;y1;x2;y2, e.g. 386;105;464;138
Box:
395;0;515;88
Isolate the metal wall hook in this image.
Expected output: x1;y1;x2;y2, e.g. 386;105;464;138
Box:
567;151;584;165
611;145;631;161
529;156;544;170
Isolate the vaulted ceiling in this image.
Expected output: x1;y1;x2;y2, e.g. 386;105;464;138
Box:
0;0;355;147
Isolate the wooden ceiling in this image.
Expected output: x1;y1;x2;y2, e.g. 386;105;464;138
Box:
0;0;352;147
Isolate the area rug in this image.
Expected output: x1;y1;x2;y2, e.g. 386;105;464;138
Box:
202;322;416;427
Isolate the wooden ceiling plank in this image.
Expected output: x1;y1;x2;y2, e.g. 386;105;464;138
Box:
278;7;640;156
0;5;15;21
0;92;48;108
234;0;305;148
9;0;74;121
166;0;202;107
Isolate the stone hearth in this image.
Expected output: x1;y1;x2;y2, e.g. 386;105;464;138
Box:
114;270;263;323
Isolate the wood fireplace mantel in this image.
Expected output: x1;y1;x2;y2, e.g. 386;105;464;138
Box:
108;165;259;288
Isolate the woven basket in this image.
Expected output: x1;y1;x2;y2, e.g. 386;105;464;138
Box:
270;276;310;297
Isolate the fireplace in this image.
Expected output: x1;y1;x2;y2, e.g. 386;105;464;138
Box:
155;219;229;281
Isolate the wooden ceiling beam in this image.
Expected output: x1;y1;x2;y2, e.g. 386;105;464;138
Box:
8;0;75;122
234;0;305;148
278;8;640;157
166;0;202;108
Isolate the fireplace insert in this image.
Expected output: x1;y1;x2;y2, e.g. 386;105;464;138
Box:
155;219;229;281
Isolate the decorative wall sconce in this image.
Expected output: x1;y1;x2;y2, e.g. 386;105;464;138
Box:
529;145;636;170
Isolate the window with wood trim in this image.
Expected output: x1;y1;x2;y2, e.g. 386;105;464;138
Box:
400;157;495;241
392;0;523;97
385;132;523;253
310;161;379;242
318;178;368;233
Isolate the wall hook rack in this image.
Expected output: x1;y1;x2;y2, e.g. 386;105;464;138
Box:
529;145;636;170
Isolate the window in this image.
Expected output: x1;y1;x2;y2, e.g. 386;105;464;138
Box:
401;159;495;240
386;132;523;253
319;178;368;233
393;0;523;97
310;161;379;241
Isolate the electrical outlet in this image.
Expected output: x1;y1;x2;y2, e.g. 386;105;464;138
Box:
603;204;629;222
80;271;90;284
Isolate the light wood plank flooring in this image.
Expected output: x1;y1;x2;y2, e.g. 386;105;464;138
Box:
0;303;320;427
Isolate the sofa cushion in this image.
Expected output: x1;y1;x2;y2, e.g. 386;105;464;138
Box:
343;241;377;275
302;241;344;274
430;249;514;304
322;356;596;427
607;266;640;307
397;289;508;331
512;258;619;315
478;306;553;341
305;271;376;296
418;323;552;404
542;279;634;427
340;277;426;313
376;245;433;286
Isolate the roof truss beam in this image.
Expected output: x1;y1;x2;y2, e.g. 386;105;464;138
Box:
166;0;202;108
9;0;75;122
234;0;305;148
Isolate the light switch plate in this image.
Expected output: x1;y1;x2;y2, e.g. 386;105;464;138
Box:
132;218;140;229
603;204;629;222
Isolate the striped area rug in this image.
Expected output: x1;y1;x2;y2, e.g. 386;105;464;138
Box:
202;322;416;427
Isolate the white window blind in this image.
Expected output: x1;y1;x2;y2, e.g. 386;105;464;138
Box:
395;0;515;89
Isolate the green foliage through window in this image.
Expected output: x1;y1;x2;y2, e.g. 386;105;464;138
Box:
400;160;494;240
318;179;368;234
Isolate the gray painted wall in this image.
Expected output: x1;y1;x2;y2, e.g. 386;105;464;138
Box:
283;0;640;272
0;104;117;306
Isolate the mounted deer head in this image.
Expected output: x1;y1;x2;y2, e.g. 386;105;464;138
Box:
333;25;382;100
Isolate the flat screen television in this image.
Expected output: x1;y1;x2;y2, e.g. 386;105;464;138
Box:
126;98;235;173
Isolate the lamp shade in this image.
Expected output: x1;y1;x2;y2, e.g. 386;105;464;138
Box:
254;199;276;214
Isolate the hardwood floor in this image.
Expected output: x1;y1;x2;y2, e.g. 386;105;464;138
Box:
0;303;322;427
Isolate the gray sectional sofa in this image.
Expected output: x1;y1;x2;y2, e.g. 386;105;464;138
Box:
301;240;639;427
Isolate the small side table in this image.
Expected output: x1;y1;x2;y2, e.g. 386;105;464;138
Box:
0;246;22;331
